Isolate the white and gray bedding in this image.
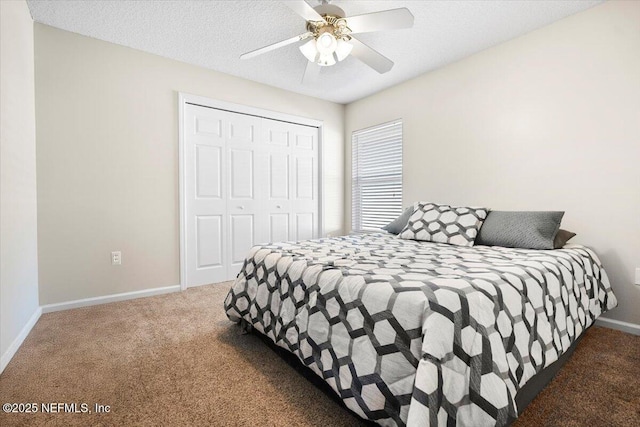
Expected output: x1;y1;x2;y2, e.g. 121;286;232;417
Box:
224;233;617;426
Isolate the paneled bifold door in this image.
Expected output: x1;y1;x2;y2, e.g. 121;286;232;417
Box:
184;103;319;286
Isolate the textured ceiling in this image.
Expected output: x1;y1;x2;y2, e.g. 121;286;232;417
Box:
26;0;603;104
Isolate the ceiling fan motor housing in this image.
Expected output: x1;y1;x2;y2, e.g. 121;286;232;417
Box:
314;4;345;18
307;15;351;40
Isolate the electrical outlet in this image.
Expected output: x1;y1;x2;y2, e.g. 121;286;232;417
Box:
635;268;640;286
111;251;121;266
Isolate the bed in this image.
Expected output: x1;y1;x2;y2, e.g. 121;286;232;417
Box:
224;232;617;426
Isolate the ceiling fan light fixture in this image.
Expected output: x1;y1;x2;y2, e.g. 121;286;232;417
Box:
335;39;353;62
316;32;337;55
299;39;319;62
242;2;414;76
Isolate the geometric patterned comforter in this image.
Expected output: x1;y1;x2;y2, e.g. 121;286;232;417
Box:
224;233;617;426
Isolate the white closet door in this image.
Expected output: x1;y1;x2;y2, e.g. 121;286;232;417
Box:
262;118;294;244
226;113;266;278
184;104;228;286
290;123;319;241
261;119;319;244
184;104;319;287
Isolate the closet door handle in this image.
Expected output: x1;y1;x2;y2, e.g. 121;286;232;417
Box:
276;205;282;209
237;205;244;210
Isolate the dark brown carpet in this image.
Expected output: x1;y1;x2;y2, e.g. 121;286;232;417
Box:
0;283;638;426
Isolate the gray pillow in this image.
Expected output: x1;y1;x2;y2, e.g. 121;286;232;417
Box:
475;211;564;250
554;229;576;249
382;207;413;234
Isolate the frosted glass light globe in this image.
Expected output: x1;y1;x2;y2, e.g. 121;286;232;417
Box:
316;32;338;55
335;39;353;62
299;39;319;62
317;53;336;67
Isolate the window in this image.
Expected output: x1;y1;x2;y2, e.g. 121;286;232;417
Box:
351;121;403;232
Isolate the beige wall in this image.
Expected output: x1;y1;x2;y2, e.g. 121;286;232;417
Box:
1;0;40;366
35;24;344;305
345;1;640;325
31;1;640;325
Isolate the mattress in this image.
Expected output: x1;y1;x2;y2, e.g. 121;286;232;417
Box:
224;233;617;426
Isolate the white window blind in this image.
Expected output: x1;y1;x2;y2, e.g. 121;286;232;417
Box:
352;121;403;232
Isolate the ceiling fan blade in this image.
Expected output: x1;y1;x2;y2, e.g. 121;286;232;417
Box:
349;37;394;74
240;32;312;60
283;0;326;23
346;8;414;34
302;60;321;84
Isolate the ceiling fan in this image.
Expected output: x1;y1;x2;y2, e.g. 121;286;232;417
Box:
240;0;414;82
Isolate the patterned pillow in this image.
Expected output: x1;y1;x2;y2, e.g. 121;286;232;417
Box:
399;202;489;246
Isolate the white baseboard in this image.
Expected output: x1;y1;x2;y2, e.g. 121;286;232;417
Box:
595;316;640;336
1;306;42;374
41;285;181;314
186;281;232;289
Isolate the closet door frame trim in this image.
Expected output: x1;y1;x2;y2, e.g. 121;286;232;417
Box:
178;92;325;290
